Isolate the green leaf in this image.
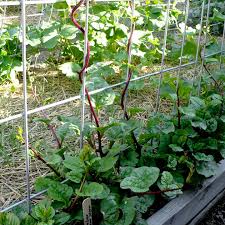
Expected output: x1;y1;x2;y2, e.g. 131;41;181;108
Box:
34;177;55;192
120;149;139;167
190;97;206;109
60;24;77;39
35;200;55;222
118;197;136;225
135;195;155;213
45;154;62;165
220;149;225;159
85;77;115;109
56;118;81;142
63;155;85;171
161;171;173;185
66;170;83;183
104;143;128;157
179;106;196;117
206;118;217;132
191;119;207;130
220;115;225;123
58;62;81;77
157;171;183;198
76;182;104;199
100;194;120;224
167;155;177;169
120;167;134;179
134;216;148;225
193;153;214;162
169;144;184;152
161;122;175;134
20;214;37;225
54;212;71;225
96;156;118;173
120;166;160;192
27;28;41;47
0;213;20;225
41;22;59;49
196;161;219;178
213;8;225;21
47;182;73;205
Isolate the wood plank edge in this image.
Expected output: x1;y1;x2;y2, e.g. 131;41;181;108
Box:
146;160;225;225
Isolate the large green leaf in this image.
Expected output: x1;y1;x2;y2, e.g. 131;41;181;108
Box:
179;106;196;117
191;119;207;130
66;170;83;183
190;97;206;109
100;194;120;224
34;200;55;222
196;161;219;178
41;22;59;49
0;213;20;225
60;24;78;39
157;171;183;198
76;182;105;199
135;195;155;213
47;182;73;205
54;212;71;225
161;122;175;134
120;166;160;192
58;62;81;77
96;156;118;173
63;155;85;172
85;77;115;109
220;149;225;159
117;197;136;225
169;144;184;152
193;153;214;162
206;118;218;132
212;8;225;21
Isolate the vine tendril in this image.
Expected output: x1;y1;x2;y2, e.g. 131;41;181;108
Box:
71;0;102;155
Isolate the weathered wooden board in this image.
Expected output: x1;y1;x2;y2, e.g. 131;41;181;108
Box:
146;160;225;225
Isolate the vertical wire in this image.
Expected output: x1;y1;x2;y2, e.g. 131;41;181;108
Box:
21;0;31;213
191;0;205;94
80;0;89;149
34;4;46;67
123;0;135;117
197;0;210;96
219;20;225;69
175;0;189;91
0;0;7;35
155;0;171;113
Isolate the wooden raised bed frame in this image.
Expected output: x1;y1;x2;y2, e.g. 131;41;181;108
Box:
146;160;225;225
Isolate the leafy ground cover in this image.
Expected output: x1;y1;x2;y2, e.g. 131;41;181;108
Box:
1;61;225;225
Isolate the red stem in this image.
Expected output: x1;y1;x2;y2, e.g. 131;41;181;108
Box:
120;3;141;153
120;22;135;119
139;187;182;195
176;86;181;129
29;144;61;177
31;86;62;148
71;1;102;155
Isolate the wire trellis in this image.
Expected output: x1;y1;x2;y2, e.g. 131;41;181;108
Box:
0;0;225;214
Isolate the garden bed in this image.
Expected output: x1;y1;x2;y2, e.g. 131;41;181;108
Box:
147;160;225;225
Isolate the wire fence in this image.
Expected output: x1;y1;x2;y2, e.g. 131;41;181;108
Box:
0;0;225;213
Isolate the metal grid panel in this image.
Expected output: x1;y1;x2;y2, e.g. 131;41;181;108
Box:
0;0;225;213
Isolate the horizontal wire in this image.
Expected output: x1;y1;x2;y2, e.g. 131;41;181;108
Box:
0;0;200;7
0;50;224;125
0;179;69;212
0;13;44;20
0;0;166;6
